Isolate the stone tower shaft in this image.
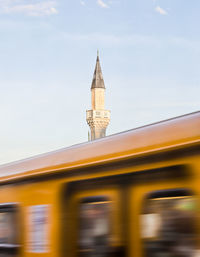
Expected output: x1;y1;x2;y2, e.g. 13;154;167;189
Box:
86;53;110;140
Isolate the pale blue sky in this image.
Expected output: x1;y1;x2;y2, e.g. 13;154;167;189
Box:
0;0;200;164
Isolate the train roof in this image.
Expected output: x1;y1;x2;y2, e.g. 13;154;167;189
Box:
0;111;200;183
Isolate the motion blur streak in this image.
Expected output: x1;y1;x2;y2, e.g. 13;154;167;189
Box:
0;112;200;257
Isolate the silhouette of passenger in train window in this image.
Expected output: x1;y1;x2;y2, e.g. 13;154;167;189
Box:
141;196;199;257
79;201;110;257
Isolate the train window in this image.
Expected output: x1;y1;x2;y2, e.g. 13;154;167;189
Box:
78;196;111;257
141;191;199;257
0;204;19;256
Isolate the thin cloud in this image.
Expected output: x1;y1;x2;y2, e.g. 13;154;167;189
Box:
80;0;85;6
0;0;58;16
97;0;109;8
155;6;168;15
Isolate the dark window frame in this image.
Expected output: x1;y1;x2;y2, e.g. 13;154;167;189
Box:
0;203;20;255
141;188;198;257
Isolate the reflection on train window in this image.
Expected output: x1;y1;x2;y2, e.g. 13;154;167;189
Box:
78;197;110;257
0;205;19;257
141;194;198;257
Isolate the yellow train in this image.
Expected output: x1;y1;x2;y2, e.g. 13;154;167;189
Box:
0;111;200;257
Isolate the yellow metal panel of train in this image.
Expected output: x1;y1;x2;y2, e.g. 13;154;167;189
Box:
0;111;199;257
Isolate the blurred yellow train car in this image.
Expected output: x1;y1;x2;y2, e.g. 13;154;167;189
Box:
0;112;200;257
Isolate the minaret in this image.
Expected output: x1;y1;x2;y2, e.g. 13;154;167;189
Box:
86;52;110;140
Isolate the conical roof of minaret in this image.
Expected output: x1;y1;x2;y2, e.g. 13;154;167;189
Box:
91;52;105;89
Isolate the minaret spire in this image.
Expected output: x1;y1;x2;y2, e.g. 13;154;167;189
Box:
86;52;110;140
91;51;105;90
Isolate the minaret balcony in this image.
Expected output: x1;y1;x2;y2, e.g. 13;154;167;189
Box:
86;110;110;120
